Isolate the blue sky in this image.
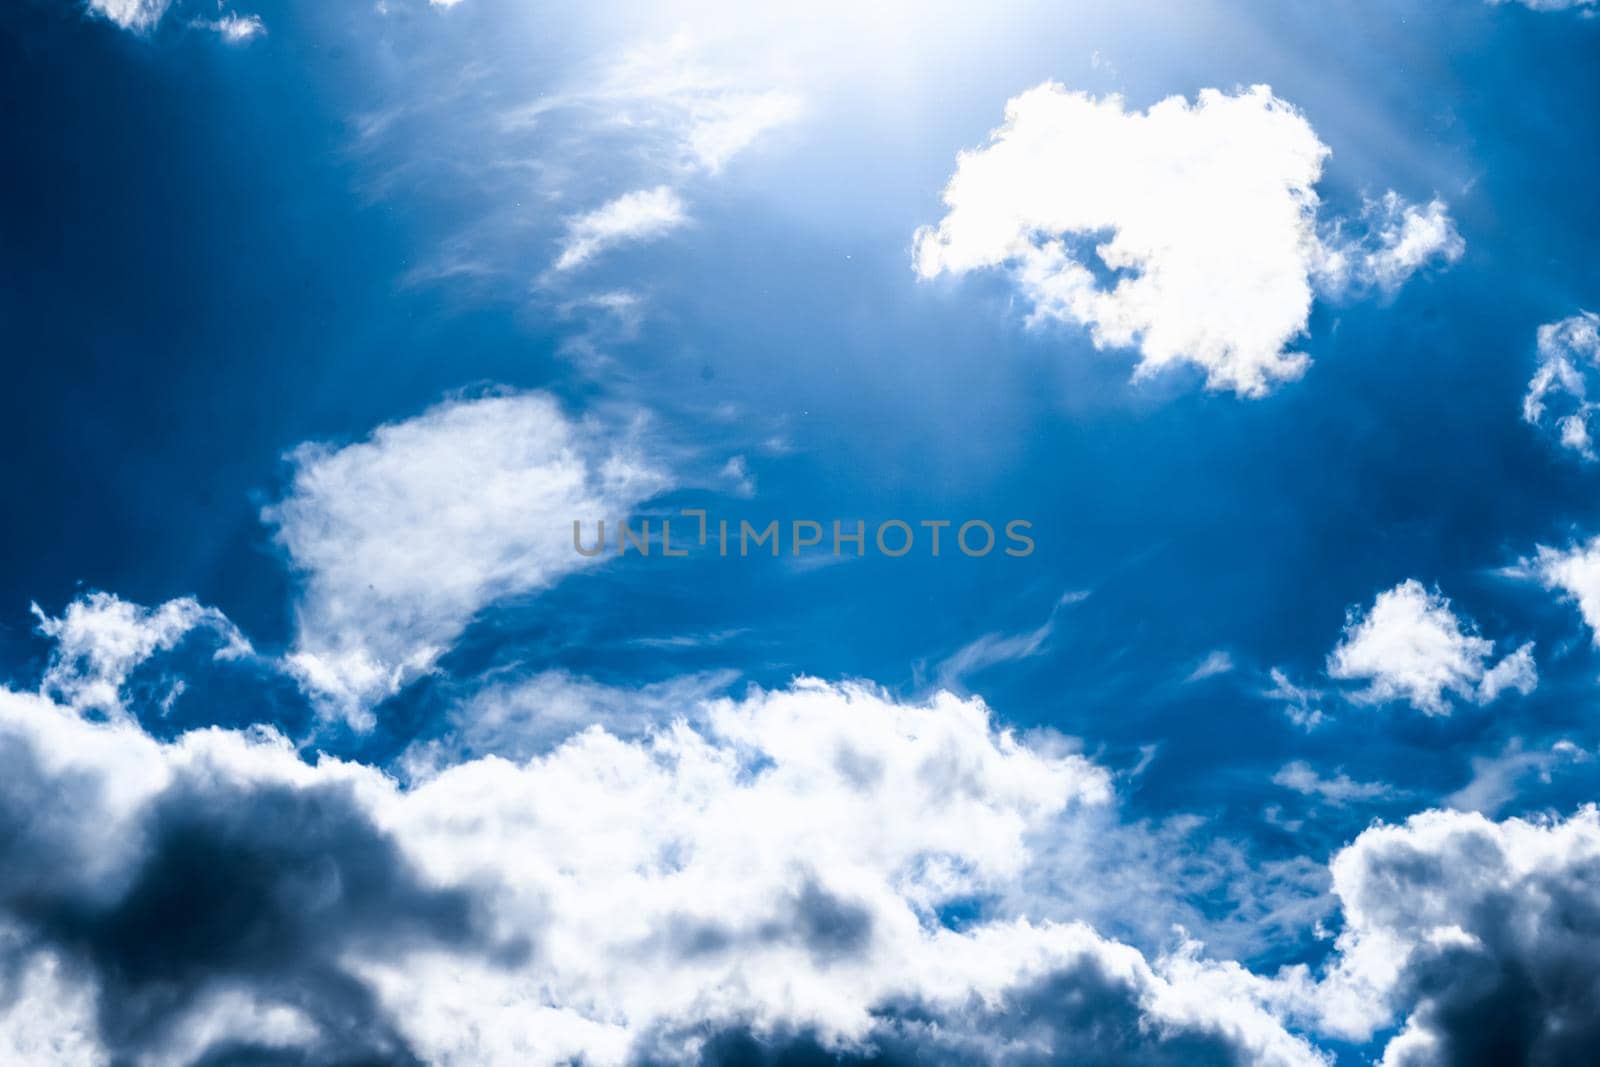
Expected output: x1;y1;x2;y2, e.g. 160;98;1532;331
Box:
3;0;1600;1064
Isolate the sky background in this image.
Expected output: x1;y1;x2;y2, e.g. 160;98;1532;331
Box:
4;1;1600;1064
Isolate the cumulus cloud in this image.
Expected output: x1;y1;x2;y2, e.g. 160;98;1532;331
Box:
518;36;804;277
0;674;1332;1067
1524;534;1600;643
263;392;669;724
913;84;1461;397
553;186;689;272
30;592;250;715
1315;193;1465;296
398;668;739;775
1522;311;1600;458
20;596;1600;1066
0;688;489;1066
1302;806;1600;1065
1326;579;1536;714
377;32;799;292
86;0;171;31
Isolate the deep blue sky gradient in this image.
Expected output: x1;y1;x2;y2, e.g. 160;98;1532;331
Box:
4;0;1600;1002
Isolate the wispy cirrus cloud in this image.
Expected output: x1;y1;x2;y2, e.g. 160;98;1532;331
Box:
552;186;689;273
362;31;800;295
932;590;1088;688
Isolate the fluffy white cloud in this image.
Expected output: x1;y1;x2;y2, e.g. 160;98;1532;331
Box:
1522;311;1600;458
263;392;669;724
86;0;170;31
1525;535;1600;643
30;592;250;715
1475;639;1538;702
1301;807;1600;1064
1326;580;1535;714
553;186;690;272
0;676;1330;1067
914;84;1461;397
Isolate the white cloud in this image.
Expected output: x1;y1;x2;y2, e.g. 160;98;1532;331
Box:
914;84;1461;397
86;0;171;31
1522;311;1600;459
263;392;669;725
1525;535;1600;643
1475;639;1538;702
42;600;1600;1066
1265;667;1327;730
195;12;266;43
380;33;800;293
1272;761;1393;806
935;621;1052;687
0;675;1331;1067
1315;193;1465;295
30;592;250;715
1326;579;1535;714
553;186;690;272
1297;806;1600;1063
550;33;804;176
86;0;264;41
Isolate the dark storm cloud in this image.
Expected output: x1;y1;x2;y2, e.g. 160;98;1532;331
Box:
641;955;1251;1067
1385;863;1600;1067
0;727;496;1066
1327;810;1600;1067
